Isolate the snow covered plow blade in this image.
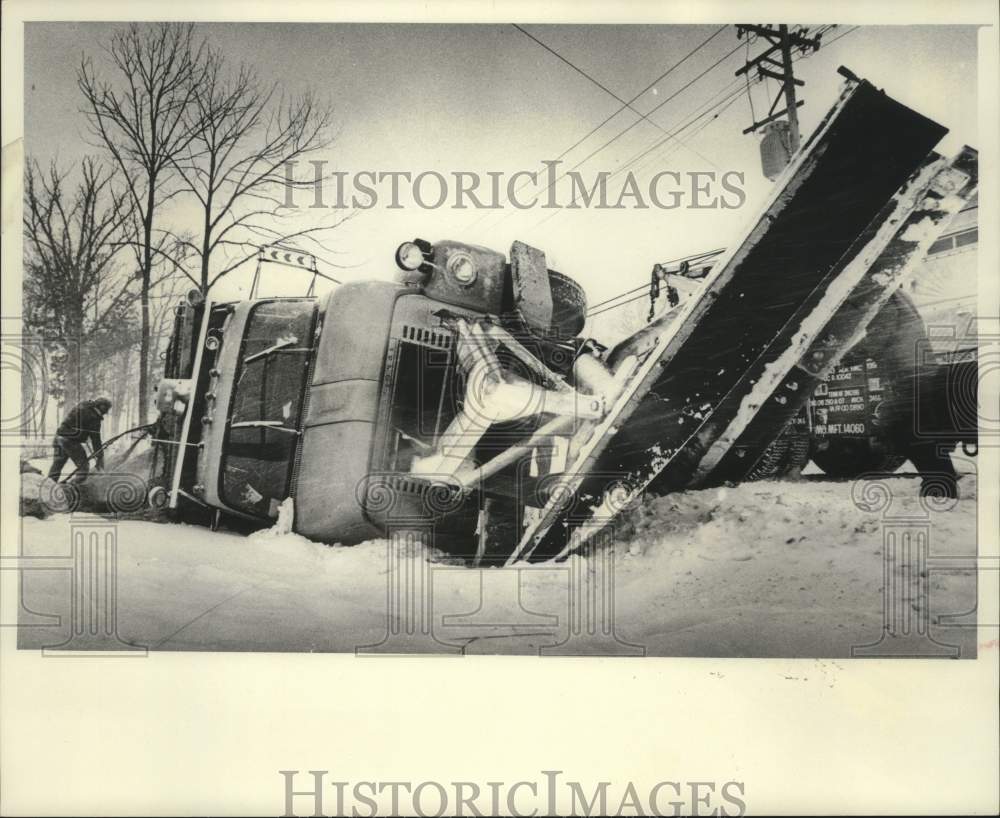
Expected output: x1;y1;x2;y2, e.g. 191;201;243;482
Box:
508;72;972;563
699;146;978;487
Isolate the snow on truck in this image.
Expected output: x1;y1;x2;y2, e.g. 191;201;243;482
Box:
141;69;976;564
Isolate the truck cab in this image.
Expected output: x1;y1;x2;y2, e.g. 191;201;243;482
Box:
154;238;588;550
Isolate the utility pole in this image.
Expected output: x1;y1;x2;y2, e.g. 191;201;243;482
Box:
736;24;821;176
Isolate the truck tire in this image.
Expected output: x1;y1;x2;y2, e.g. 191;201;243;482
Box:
548;270;588;338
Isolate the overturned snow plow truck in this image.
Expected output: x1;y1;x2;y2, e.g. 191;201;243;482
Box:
150;69;978;564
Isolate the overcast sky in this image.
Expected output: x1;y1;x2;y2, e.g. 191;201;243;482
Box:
24;22;979;311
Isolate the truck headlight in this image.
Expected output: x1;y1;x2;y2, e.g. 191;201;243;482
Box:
395;238;433;272
447;251;477;285
395;242;424;271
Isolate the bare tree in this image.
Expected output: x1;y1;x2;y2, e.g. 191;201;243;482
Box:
78;22;205;422
171;47;342;293
23;157;139;413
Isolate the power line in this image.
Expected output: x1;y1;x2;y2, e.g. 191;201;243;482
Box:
824;26;860;47
662;248;727;266
587;283;649;312
587;290;651;319
582;29;859;319
466;25;731;231
613;97;741;194
577;103;763;316
607;79;749;183
615;71;747;174
511;23;707;148
525;25;730;168
479;36;748;235
549;26;865;324
587;247;728;318
565;25;829;221
629;90;744;179
531;77;752;235
552;39;746;180
584;26;860;314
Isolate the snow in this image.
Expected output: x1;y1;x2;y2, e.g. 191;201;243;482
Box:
608;474;976;656
16;471;978;657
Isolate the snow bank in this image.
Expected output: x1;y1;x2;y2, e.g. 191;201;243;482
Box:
16;473;978;656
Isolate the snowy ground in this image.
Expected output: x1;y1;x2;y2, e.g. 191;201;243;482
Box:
16;470;979;658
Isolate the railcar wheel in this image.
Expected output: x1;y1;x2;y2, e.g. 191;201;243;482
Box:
810;438;906;477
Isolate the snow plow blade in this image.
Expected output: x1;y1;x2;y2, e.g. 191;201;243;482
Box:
507;72;950;564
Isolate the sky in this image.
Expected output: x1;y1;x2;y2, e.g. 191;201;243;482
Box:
24;22;980;315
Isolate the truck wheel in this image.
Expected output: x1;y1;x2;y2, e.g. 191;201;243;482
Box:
548;270;588;338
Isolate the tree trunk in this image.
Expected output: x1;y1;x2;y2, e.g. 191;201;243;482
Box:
201;173;213;293
139;272;150;424
200;235;211;293
138;187;155;425
64;311;85;411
